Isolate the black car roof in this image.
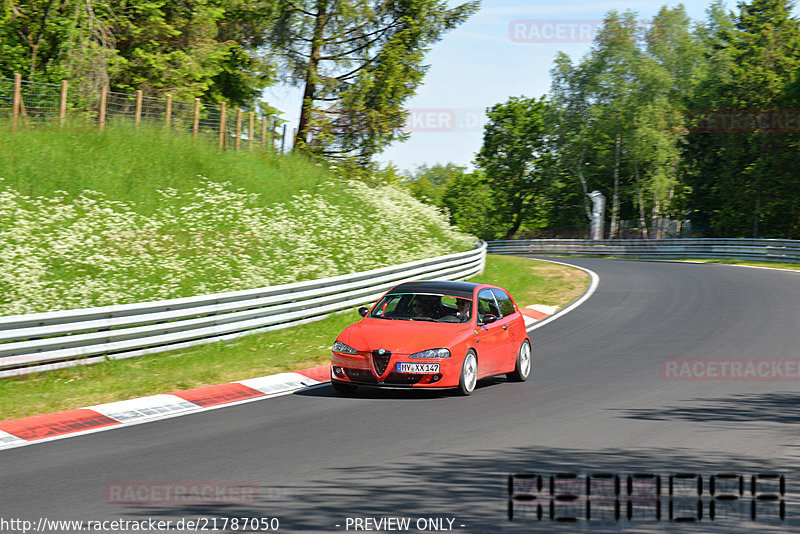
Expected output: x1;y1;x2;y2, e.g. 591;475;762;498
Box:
387;280;481;299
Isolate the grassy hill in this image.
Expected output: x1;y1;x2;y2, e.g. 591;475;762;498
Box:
0;124;475;315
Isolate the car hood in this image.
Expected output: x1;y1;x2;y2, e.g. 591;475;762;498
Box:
339;318;471;354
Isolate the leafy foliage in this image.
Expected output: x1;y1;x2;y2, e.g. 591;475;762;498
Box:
475;96;550;239
268;0;478;163
465;0;800;239
1;0;277;107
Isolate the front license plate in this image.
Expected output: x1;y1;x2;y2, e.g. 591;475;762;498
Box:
397;362;440;374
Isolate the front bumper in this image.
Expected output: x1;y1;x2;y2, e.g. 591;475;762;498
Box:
331;350;458;388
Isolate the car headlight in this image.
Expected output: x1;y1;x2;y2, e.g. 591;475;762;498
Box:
408;348;451;359
332;341;359;355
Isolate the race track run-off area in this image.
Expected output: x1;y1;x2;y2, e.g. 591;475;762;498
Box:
1;257;799;534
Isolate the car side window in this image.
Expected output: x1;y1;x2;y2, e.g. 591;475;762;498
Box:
477;289;500;320
491;289;515;317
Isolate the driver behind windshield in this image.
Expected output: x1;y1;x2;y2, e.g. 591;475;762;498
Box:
456;298;471;321
410;295;438;318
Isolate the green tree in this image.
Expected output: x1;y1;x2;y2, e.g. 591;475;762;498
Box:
549;12;644;237
475;96;550;239
403;162;465;205
549;9;695;238
440;170;500;240
268;0;478;163
0;0;277;107
685;0;800;237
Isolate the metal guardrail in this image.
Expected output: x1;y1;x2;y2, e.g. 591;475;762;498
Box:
0;243;486;377
487;238;800;263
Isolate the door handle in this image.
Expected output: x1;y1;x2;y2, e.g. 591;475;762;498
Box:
503;325;510;330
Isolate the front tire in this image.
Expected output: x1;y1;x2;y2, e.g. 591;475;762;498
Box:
458;350;478;396
507;338;531;382
332;380;358;395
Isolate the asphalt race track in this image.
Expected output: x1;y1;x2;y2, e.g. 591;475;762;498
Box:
2;257;799;533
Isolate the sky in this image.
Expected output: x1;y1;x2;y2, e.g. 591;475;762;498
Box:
261;1;719;174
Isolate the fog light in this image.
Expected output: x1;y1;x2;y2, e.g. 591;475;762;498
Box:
333;366;344;377
431;374;442;383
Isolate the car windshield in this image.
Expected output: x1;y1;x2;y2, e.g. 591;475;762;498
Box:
368;293;472;323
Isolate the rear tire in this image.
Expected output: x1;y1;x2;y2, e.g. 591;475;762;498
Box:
458;350;478;396
332;380;358;395
507;338;531;382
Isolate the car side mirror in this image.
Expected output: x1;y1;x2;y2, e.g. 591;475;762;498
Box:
480;314;498;325
358;306;369;317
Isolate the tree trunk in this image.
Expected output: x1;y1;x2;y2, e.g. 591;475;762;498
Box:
753;137;765;238
635;165;648;239
29;0;57;76
569;139;592;236
504;181;525;239
609;134;621;238
295;1;329;150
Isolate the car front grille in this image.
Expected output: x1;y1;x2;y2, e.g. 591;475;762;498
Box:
344;368;377;383
372;350;392;376
383;372;425;385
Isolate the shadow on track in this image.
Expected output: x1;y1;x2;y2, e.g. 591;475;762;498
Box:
293;377;509;400
620;391;800;427
119;445;796;533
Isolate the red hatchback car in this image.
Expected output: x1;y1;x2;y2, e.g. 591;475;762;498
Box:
330;280;531;395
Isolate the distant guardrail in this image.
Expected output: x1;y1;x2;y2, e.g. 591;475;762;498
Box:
0;243;486;377
487;238;800;263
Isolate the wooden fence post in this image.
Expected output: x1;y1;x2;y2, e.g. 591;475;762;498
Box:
193;98;200;138
292;128;297;150
271;118;277;152
135;90;142;127
260;116;267;150
218;102;227;151
248;112;254;151
165;94;172;129
59;80;68;125
280;124;286;153
235;108;242;152
12;73;22;131
98;86;107;132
